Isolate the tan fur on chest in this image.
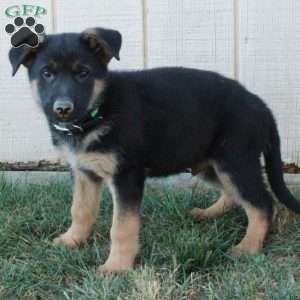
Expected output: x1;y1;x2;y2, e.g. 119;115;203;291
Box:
77;152;117;178
57;145;118;179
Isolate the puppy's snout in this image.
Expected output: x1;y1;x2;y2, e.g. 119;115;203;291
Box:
53;100;74;119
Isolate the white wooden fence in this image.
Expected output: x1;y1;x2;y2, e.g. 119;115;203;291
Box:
0;0;300;165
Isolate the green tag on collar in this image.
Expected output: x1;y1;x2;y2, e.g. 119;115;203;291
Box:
90;109;98;118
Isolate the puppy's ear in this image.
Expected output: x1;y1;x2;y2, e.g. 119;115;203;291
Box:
9;45;37;76
81;27;122;64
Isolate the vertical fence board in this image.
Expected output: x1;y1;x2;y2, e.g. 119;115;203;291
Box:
0;0;56;163
146;0;235;78
239;0;300;163
54;0;144;70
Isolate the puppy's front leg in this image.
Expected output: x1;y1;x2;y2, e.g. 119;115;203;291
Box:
99;171;144;273
53;170;102;247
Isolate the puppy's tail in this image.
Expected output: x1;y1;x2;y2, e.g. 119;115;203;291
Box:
264;118;300;213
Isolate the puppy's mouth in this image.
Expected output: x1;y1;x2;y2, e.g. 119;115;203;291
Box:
52;119;74;128
51;115;81;133
51;107;102;135
52;112;81;125
52;121;73;131
56;120;73;126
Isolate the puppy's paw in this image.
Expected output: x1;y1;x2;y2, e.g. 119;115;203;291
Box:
190;207;207;220
97;260;133;274
231;243;262;257
231;245;244;257
52;232;80;248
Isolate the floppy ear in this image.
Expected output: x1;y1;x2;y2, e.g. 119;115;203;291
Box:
81;27;122;64
9;45;37;76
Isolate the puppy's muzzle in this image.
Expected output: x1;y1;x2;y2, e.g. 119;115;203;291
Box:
53;99;74;119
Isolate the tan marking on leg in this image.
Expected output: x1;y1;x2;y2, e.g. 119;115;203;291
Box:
213;163;270;255
191;192;234;219
99;182;140;273
232;203;270;256
53;171;102;247
212;164;240;201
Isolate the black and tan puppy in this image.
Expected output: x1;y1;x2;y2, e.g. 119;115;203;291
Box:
9;27;300;272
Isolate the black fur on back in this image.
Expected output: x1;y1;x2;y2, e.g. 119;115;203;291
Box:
8;32;300;214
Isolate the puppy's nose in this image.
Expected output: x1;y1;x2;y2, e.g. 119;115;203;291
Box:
53;100;74;118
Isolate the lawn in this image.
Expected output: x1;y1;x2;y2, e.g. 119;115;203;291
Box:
0;175;300;299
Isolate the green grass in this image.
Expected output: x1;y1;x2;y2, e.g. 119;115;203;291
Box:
1;176;300;299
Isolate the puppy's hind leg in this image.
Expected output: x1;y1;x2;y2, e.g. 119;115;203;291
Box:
213;154;273;255
191;166;235;219
191;191;234;219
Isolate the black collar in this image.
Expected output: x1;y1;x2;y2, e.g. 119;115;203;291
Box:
52;108;103;135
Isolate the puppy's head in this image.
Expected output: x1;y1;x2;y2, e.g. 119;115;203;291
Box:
9;27;122;123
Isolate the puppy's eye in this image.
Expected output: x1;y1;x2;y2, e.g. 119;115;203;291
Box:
76;69;90;81
42;69;54;80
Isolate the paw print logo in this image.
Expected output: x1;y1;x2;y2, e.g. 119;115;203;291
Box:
5;16;45;48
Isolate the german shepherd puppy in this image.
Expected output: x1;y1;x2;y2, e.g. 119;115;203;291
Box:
9;27;300;273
